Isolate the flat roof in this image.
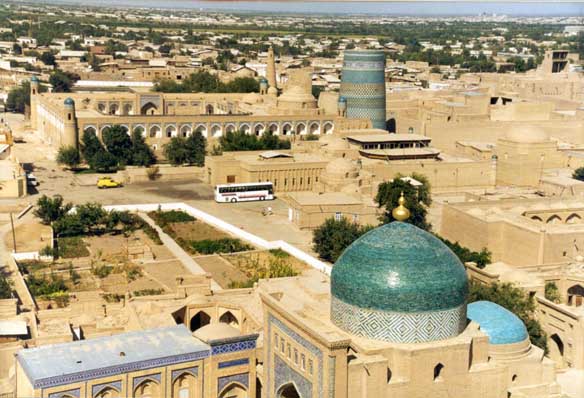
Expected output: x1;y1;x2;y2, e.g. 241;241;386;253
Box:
346;134;431;143
0;320;27;336
17;325;210;389
287;191;362;206
360;148;440;156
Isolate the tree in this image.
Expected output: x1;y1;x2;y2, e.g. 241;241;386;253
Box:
102;125;132;166
53;213;85;237
184;131;207;166
75;202;108;234
49;70;79;93
163;137;189;166
90;150;118;173
573;167;584;182
438;237;491;268
313;217;373;262
34;195;72;225
375;173;432;230
56;146;80;169
81;129;104;164
130;128;156;166
6;80;32;113
0;273;11;299
544;281;561;303
40;51;56;66
469;281;547;352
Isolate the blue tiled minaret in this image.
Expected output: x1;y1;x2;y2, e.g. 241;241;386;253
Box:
340;50;387;130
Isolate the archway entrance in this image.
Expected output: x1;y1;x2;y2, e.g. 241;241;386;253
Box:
568;284;584;307
190;311;211;332
219;383;247;398
278;383;301;398
141;102;158;115
549;333;565;368
386;118;396;133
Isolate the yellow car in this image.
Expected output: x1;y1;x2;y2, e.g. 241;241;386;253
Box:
97;177;122;189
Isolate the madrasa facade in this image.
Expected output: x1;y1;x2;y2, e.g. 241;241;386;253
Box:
14;205;563;398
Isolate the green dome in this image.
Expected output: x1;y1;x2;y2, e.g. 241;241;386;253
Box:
331;222;468;313
64;97;75;106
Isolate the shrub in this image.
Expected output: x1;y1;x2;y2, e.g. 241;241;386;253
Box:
438;237;491;268
103;293;124;303
149;210;195;227
146;166;160;181
0;272;12;299
545;281;561;303
91;264;113;278
27;273;68;297
186;238;252;255
56;146;80;169
313;218;373;263
133;288;164;297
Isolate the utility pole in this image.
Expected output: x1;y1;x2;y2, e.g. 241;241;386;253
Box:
9;212;16;253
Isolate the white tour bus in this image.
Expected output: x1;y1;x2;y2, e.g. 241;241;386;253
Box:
215;182;274;203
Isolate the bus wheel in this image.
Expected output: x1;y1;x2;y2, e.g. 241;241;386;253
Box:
230;198;237;203
259;196;265;201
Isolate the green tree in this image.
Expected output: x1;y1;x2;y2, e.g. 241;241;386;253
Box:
75;202;108;234
130;128;156;166
6;80;37;113
375;173;432;230
163;137;189;166
56;146;80;169
40;51;56;66
312;217;373;262
53;214;85;237
184;131;207;166
0;273;12;299
49;70;79;93
34;195;72;225
90;149;118;173
81;129;104;164
544;281;561;303
225;77;260;93
438;237;491;268
469;281;547;352
102;125;132;165
573;167;584;182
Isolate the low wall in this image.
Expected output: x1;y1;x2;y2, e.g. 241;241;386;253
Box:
104;202;333;275
123;165;205;183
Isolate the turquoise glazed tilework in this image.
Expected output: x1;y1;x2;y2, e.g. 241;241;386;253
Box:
331;296;467;343
467;301;528;345
340;49;386;129
331;222;468;313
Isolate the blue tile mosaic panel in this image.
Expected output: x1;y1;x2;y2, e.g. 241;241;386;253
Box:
218;358;250;369
217;372;249;393
48;388;80;398
274;355;312;398
91;380;122;397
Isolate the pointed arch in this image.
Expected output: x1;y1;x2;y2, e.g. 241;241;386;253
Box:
172;372;197;398
530;215;543;222
149;125;161;138
219;311;239;327
277;382;301;398
133;379;160;398
295;123;307;135
141;102;158;115
323;122;334;135
218;382;247;398
189;311;211;332
433;363;444;381
94;386;120;398
546;215;562;224
566;213;582;224
210;124;222;138
309;122;320;135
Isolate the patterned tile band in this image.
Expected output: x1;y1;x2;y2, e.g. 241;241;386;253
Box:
274;355;312;398
331;296;467;343
32;350;210;389
217;372;249;394
218;358;250;369
211;339;256;355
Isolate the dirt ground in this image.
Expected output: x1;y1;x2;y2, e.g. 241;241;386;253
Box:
194;255;249;288
168;220;231;241
194;250;309;288
5;221;52;252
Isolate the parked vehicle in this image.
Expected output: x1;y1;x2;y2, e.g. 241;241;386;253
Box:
215;182;274;203
97;176;122;189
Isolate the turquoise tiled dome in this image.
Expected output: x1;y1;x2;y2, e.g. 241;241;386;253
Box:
64;97;75;106
467;301;528;345
331;222;468;313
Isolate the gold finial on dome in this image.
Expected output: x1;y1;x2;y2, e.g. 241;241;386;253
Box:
392;192;410;222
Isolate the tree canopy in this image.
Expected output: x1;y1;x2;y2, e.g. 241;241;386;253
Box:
49;70;80;93
312;217;373;263
163;132;207;166
56;146;81;169
375;173;432;230
154;71;259;94
33;195;73;225
218;130;291;152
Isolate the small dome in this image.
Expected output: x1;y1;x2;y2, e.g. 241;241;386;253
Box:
325;158;358;178
30;76;39;83
505;125;548;144
467;301;528;345
338;96;347;103
193;323;241;342
64;97;75;106
331;222;468;343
